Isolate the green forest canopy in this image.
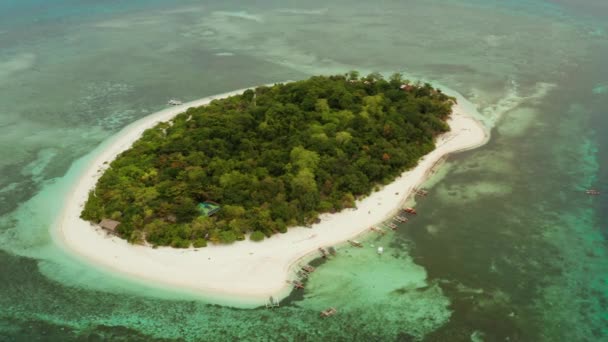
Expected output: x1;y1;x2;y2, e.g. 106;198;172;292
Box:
81;73;455;248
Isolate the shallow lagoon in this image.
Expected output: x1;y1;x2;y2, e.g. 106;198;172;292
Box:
1;0;607;340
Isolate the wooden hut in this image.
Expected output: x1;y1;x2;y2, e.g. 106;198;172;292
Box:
99;219;120;234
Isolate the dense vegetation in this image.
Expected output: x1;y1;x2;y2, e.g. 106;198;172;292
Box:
82;73;455;247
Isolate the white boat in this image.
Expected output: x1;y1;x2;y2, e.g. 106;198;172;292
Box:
377;246;384;255
168;99;183;106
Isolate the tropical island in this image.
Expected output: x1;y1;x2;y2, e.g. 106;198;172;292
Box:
81;73;455;248
57;74;486;304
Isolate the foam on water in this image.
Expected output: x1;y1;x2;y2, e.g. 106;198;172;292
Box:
212;11;264;23
0;53;36;79
436;181;513;204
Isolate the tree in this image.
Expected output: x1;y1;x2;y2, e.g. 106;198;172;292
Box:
82;73;454;247
250;231;265;242
290;146;320;172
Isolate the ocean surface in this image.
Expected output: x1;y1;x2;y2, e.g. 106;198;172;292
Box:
1;0;607;340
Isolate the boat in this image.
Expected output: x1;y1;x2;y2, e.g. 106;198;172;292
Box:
377;246;384;254
266;296;279;308
319;247;329;258
348;240;363;247
320;307;337;317
168;99;183;106
302;265;315;273
403;207;417;215
328;246;337;256
370;227;386;235
388;222;398;230
287;280;304;289
394;215;408;223
586;189;600;195
415;188;429;196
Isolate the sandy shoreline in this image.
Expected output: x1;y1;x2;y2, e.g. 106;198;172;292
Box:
54;85;488;307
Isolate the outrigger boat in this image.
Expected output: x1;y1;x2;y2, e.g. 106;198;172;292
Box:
297;270;309;279
403;207;417;215
586;189;601;195
287;280;304;289
320;307;337;318
370;226;386;235
394;215;408;223
414;188;429;196
266;296;279;308
348;240;363;247
388;222;398;230
318;247;329;258
302;265;316;273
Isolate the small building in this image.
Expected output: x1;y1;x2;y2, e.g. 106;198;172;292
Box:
99;219;121;234
197;202;221;217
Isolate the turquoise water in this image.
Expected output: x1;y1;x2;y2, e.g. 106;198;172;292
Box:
1;0;607;340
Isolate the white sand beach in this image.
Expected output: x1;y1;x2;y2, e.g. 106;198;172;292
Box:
54;86;488;306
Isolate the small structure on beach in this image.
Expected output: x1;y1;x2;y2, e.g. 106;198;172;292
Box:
320;307;337;318
99;218;120;234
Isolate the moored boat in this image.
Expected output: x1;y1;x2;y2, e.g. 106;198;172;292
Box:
320;307;337;317
403;207;417;215
168;99;183;106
